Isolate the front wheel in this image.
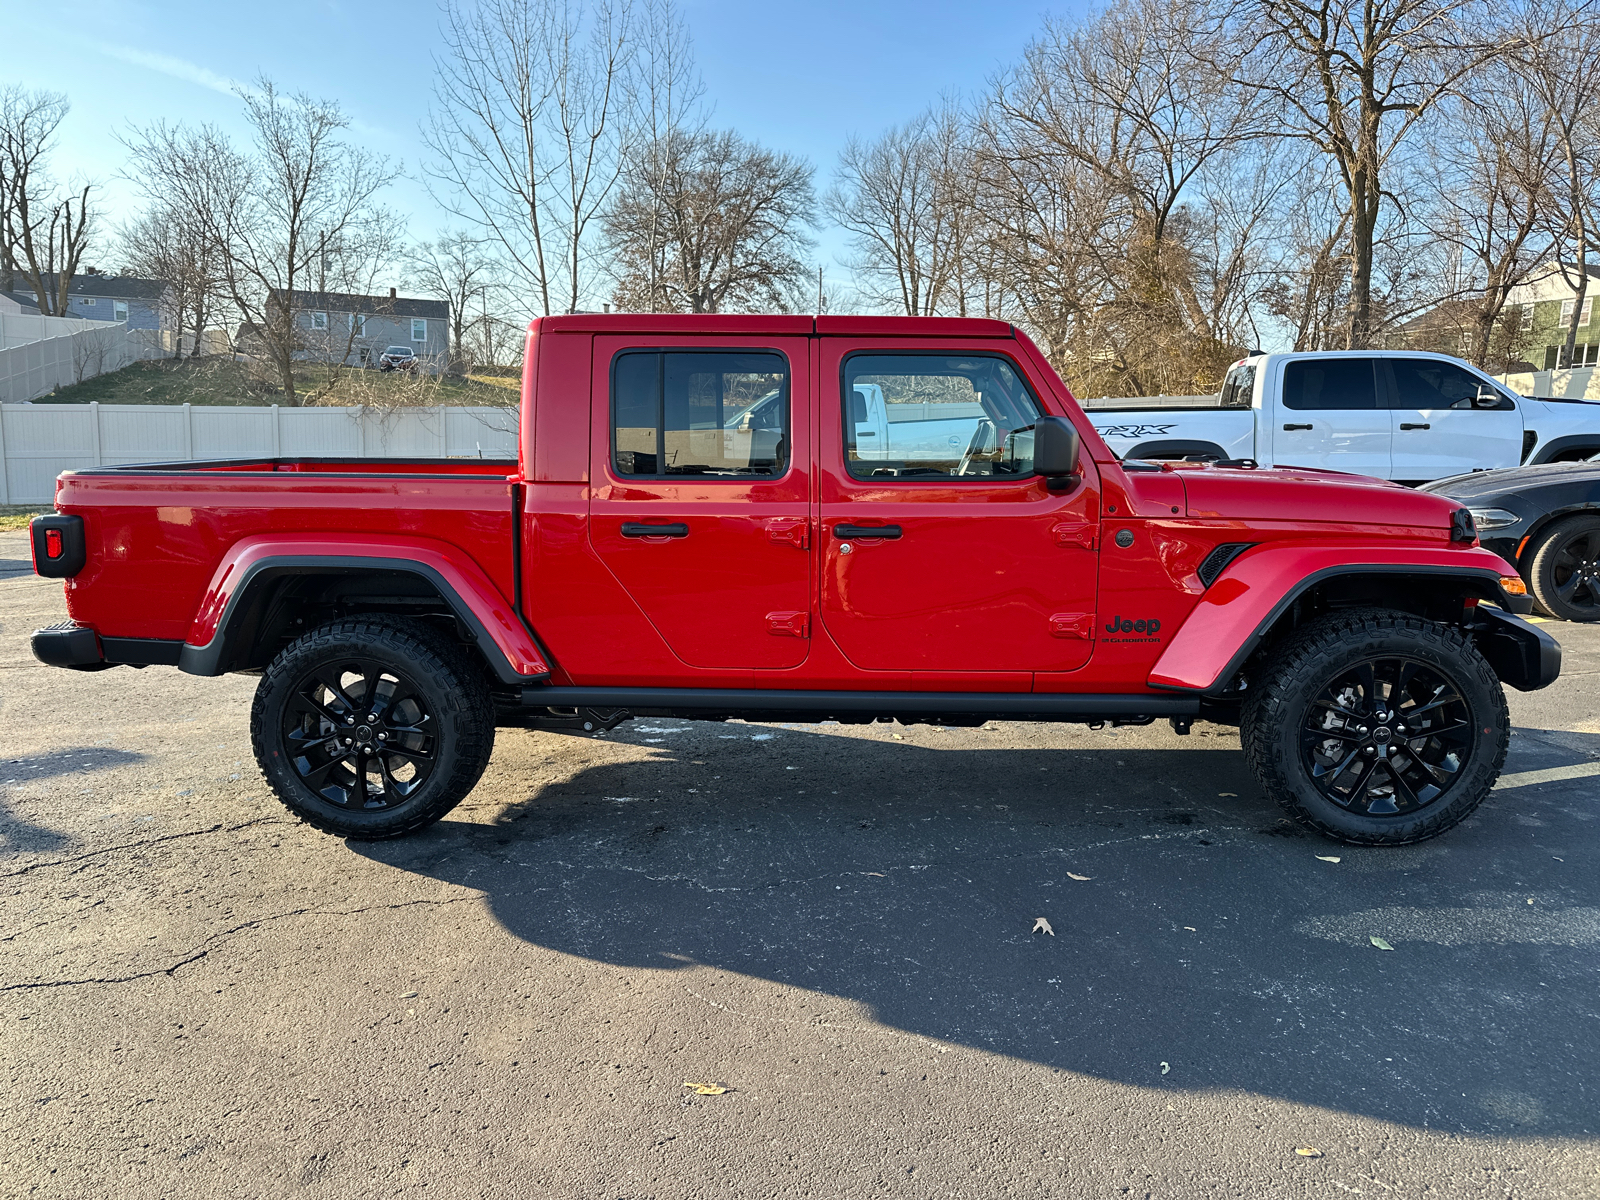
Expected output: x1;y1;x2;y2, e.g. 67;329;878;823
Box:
1526;514;1600;622
251;617;495;838
1241;609;1508;845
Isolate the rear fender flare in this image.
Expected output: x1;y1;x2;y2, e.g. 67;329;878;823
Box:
1124;438;1231;462
1148;544;1530;694
179;536;550;684
1527;434;1600;464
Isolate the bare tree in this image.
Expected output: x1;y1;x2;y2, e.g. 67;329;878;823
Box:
1237;0;1521;349
826;105;974;317
118;204;227;357
0;85;95;315
603;129;816;313
407;231;498;371
124;79;404;404
426;0;636;317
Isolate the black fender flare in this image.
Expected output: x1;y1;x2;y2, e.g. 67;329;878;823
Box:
1125;438;1232;461
1527;433;1600;464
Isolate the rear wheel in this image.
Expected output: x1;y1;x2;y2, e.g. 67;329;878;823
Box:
1526;514;1600;622
251;616;495;838
1242;609;1508;845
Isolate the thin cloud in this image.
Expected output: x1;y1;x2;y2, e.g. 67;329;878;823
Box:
96;44;242;97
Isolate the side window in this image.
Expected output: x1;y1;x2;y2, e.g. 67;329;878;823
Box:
612;350;788;477
1389;358;1507;411
842;354;1044;480
1219;363;1256;409
1282;358;1377;410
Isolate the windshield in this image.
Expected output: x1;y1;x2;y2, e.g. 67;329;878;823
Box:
385;346;412;355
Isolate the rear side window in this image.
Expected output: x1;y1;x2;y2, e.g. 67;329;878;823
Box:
1282;358;1378;410
842;354;1044;480
612;351;788;477
1219;363;1256;409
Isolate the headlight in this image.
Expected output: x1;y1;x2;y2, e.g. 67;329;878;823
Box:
1468;507;1522;531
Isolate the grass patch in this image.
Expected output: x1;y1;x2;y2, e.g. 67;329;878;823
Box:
0;505;49;532
35;357;518;408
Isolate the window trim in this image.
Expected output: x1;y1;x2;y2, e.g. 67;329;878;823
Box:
1520;303;1534;332
349;312;367;336
837;348;1050;484
310;310;329;331
1582;296;1594;326
113;300;128;322
607;345;795;482
411;317;427;342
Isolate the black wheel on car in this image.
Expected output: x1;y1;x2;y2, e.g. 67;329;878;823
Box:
1241;609;1508;845
1526;514;1600;622
251;616;495;839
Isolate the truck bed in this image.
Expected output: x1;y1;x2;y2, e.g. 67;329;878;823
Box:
53;457;519;644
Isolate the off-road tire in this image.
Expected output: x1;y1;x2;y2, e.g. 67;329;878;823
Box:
1241;609;1508;845
1526;514;1600;622
251;616;495;839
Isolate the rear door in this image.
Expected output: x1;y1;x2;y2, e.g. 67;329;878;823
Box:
816;342;1100;674
1383;355;1523;481
588;337;812;669
1270;356;1392;478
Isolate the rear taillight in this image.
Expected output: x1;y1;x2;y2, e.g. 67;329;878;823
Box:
31;514;86;578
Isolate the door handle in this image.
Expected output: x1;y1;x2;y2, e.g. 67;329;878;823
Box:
1282;423;1313;431
621;522;688;539
834;524;902;540
1399;422;1431;430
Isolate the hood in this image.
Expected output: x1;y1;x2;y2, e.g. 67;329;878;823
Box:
1420;459;1600;501
1176;463;1463;530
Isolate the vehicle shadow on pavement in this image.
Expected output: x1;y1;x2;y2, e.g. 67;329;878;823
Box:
0;747;144;854
356;726;1599;1139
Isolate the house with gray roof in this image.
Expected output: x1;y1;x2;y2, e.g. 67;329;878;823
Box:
268;287;451;372
4;270;168;331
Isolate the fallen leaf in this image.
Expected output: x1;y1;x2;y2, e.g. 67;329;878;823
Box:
1294;1147;1323;1158
862;872;886;877
1370;936;1394;951
1183;926;1196;931
1033;917;1055;936
399;991;418;999
1218;792;1238;797
683;1082;728;1095
1066;872;1092;881
1160;1061;1170;1075
1316;855;1341;863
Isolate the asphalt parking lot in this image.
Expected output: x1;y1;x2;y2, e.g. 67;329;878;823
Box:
2;528;1598;1199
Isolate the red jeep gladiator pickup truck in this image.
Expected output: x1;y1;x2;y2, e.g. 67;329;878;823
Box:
29;315;1559;846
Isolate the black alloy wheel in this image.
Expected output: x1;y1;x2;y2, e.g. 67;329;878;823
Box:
252;616;494;838
1243;608;1508;845
1299;657;1474;817
1528;514;1600;622
283;658;438;810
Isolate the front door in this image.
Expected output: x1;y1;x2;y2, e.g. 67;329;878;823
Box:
816;344;1100;674
1383;355;1523;480
588;337;812;669
1270;355;1392;478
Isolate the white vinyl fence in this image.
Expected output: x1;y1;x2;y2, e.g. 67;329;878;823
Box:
0;403;520;504
0;314;169;403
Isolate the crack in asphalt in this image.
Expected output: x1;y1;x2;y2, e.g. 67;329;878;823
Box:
0;896;473;993
1;818;286;879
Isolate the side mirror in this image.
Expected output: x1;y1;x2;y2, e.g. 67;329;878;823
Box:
1033;416;1081;491
1474;386;1504;410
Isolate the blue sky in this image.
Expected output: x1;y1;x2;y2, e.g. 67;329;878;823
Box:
6;0;1074;297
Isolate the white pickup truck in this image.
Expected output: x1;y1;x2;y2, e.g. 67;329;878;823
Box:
1084;350;1600;483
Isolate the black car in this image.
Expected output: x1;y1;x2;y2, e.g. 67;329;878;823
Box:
1422;458;1600;621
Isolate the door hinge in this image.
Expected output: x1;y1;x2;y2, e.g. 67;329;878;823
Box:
765;519;809;549
1051;522;1096;550
766;610;810;638
1049;612;1094;640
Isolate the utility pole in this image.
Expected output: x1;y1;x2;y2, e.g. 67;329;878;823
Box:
817;266;824;314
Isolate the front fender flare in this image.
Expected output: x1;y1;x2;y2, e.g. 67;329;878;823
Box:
178;535;550;684
1148;543;1526;693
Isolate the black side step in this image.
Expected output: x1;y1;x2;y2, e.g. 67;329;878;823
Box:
520;686;1199;720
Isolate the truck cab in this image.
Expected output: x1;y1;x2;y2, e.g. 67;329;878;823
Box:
30;316;1559;848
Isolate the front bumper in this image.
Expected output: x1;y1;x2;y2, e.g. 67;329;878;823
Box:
1472;606;1562;691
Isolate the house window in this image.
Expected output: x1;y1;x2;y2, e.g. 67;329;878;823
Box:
310;311;328;331
1521;303;1534;332
1561;298;1576;325
349;313;366;336
113;300;128;322
411;317;427;342
82;297;96;306
1583;297;1595;326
